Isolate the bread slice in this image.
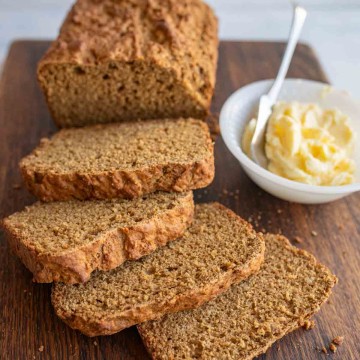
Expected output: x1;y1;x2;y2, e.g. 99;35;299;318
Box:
51;203;265;336
20;118;214;202
2;192;194;284
138;234;337;360
37;0;218;128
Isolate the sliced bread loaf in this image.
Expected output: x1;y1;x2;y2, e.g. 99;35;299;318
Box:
20;118;214;202
2;192;194;284
138;234;337;360
51;203;265;336
37;0;218;127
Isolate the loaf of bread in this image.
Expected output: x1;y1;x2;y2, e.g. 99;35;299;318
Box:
2;192;194;284
20;118;214;202
51;203;265;336
37;0;218;128
138;234;337;360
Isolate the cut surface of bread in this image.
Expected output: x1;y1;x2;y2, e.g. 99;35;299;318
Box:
3;192;194;284
37;0;218;127
20;118;214;202
138;234;337;360
51;203;265;336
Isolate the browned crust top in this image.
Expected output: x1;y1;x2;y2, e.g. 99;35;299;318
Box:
38;0;219;106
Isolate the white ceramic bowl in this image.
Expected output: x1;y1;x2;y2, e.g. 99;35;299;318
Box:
220;79;360;204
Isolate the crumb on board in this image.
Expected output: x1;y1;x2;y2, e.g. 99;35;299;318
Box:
12;184;21;189
332;336;344;345
311;231;318;236
317;336;344;355
222;190;239;199
38;345;44;352
294;236;303;244
277;209;282;214
329;343;337;353
302;319;315;330
93;341;98;346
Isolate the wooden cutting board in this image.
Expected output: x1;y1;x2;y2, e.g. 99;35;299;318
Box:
0;41;359;360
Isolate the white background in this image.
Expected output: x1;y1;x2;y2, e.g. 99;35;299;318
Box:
0;0;359;98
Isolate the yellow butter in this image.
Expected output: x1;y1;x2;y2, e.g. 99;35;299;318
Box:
242;101;356;186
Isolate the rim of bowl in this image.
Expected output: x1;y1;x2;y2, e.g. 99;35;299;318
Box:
219;78;360;195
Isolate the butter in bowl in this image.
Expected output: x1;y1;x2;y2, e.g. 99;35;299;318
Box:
220;79;360;204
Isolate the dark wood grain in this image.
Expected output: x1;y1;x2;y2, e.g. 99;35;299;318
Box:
0;41;359;360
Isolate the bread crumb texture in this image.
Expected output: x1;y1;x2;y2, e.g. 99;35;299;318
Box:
3;192;194;283
37;0;218;127
138;234;337;360
51;203;265;336
20;119;214;201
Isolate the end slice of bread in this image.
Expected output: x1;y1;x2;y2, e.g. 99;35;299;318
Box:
37;0;218;128
138;234;337;360
20;118;214;202
51;203;265;336
2;192;194;284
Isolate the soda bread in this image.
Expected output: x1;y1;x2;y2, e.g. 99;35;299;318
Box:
2;192;194;284
51;203;265;336
37;0;218;127
20;118;214;202
138;234;337;360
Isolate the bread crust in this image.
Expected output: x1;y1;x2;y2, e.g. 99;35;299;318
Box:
2;192;194;284
51;203;265;336
20;156;214;202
